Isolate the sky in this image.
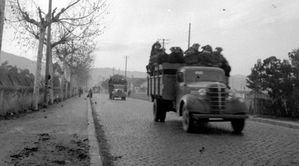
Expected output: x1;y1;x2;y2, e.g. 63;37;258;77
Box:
2;0;299;75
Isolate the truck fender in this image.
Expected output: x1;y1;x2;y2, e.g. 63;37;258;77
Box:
178;94;208;115
226;98;248;114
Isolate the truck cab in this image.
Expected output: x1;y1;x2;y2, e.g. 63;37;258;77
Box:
111;88;126;100
147;63;248;133
176;66;227;112
108;75;127;100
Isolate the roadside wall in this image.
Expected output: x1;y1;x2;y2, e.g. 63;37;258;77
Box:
0;86;77;116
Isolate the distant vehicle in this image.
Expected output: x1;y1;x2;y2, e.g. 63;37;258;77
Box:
108;75;127;100
147;63;248;133
111;88;126;100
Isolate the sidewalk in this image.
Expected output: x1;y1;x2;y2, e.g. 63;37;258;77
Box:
0;96;95;166
249;116;299;130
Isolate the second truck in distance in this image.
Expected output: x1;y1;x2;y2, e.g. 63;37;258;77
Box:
108;75;127;100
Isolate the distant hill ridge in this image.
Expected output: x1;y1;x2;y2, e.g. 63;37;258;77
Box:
1;51;248;91
0;51;45;76
90;68;248;91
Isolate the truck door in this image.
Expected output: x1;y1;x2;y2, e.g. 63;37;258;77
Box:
175;72;187;111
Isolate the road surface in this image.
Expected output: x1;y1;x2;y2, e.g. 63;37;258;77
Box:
92;94;299;166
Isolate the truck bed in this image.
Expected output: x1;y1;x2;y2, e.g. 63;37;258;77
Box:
148;63;183;101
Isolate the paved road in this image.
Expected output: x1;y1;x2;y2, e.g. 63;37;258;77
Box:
93;94;299;166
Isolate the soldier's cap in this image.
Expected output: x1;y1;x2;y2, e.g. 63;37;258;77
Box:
154;41;161;46
215;47;223;51
192;43;200;47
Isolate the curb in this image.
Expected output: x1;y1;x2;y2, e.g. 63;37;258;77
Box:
249;117;299;130
87;99;102;166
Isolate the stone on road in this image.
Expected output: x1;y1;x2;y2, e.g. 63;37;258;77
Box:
93;94;299;166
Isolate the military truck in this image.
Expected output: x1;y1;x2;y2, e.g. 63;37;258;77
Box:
108;75;127;100
147;63;248;133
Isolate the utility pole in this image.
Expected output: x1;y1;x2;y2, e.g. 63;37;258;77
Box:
162;39;166;49
158;38;169;49
187;23;191;48
0;0;6;60
44;0;52;106
125;56;127;79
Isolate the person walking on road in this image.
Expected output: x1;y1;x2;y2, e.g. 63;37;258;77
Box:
88;88;93;98
78;87;83;97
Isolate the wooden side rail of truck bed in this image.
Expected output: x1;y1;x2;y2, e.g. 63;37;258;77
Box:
147;63;183;101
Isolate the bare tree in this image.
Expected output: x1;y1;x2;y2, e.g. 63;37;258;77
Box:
8;0;108;110
55;39;95;98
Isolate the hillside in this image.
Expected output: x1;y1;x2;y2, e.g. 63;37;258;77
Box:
0;51;45;75
0;51;249;90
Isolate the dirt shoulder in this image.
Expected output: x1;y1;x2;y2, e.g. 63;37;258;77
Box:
0;96;90;166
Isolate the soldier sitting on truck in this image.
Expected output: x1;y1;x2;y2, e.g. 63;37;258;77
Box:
198;45;214;66
157;48;169;64
213;47;231;86
184;43;200;65
168;47;185;63
147;42;165;75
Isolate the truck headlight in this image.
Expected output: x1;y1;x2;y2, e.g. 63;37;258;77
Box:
198;89;207;96
190;88;206;96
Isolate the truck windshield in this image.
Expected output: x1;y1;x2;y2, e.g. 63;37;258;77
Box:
185;69;225;83
114;84;126;90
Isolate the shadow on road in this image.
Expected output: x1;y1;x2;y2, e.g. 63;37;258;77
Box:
154;119;244;136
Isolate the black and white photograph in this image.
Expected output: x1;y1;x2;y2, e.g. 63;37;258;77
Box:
0;0;299;165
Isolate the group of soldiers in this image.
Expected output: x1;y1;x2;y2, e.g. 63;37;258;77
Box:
146;41;231;79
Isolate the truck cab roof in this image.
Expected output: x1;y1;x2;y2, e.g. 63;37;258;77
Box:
178;66;225;74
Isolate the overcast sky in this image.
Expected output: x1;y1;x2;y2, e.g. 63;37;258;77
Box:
2;0;299;75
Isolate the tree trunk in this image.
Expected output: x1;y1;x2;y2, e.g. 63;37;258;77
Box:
0;0;6;60
69;72;73;97
59;74;64;101
62;60;68;99
44;0;53;105
49;57;54;103
33;26;46;110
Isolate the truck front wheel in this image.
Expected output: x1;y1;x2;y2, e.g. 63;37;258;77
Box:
231;119;245;134
182;104;195;132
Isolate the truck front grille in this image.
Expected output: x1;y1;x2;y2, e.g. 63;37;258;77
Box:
207;86;227;110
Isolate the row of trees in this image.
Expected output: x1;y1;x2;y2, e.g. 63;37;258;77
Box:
5;0;108;110
247;49;299;117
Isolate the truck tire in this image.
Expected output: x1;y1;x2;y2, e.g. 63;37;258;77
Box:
231;119;245;134
182;104;195;132
159;109;166;122
153;99;166;122
153;99;160;122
